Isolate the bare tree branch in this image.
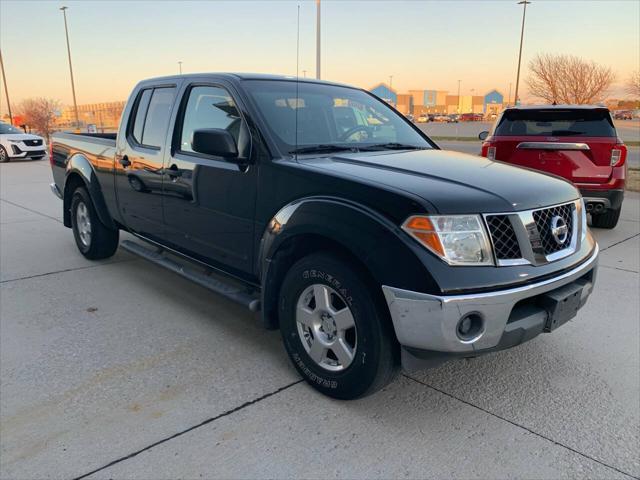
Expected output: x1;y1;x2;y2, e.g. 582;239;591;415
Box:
526;54;615;104
626;71;640;98
15;98;61;141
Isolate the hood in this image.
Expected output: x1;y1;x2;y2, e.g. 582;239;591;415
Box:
1;133;45;142
298;149;580;214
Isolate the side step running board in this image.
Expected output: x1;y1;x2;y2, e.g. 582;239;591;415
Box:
121;240;261;312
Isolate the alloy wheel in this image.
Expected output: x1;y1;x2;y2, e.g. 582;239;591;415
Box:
296;284;357;371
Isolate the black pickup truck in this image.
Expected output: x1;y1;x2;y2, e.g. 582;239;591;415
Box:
50;74;598;399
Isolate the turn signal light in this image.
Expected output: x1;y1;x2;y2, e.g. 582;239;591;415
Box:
403;216;445;257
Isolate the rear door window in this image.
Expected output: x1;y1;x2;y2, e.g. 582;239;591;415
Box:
494;109;615;137
141;87;177;147
131;89;152;144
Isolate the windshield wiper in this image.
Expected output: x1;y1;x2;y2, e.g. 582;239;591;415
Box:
358;143;428;151
289;144;359;155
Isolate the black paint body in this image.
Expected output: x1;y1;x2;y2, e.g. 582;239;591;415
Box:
50;74;594;323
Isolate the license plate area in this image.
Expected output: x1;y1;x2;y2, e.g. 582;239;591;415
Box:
539;281;585;332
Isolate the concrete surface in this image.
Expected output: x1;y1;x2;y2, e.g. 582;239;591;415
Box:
1;158;639;479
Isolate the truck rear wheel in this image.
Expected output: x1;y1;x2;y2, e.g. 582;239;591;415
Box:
279;252;398;399
70;187;119;259
591;207;621;229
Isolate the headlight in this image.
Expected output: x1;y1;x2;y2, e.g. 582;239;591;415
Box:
8;139;21;143
402;214;494;266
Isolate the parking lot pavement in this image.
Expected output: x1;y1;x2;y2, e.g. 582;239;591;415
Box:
1;158;639;479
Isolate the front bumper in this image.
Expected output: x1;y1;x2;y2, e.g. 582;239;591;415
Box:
9;144;47;159
382;245;598;361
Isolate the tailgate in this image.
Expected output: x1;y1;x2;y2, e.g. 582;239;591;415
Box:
495;136;615;184
490;108;619;185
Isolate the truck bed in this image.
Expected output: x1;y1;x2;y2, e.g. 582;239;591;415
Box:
50;132;118;193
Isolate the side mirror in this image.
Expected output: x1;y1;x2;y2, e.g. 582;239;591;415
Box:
192;129;238;158
478;131;489;141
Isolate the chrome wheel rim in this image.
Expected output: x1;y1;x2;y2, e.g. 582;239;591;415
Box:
0;148;6;161
76;202;92;247
296;284;357;371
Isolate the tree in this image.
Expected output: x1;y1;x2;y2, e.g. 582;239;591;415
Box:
15;98;60;140
526;54;615;104
626;71;640;98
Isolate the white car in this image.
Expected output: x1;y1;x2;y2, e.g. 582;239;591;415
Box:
0;123;47;162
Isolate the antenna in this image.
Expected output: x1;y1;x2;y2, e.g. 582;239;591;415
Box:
295;3;300;160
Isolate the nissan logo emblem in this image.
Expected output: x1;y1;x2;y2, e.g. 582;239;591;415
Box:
550;215;569;245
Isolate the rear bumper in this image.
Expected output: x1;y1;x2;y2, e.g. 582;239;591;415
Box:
382;245;598;367
580;189;624;211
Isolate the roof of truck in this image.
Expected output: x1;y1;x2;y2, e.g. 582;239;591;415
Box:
139;72;354;88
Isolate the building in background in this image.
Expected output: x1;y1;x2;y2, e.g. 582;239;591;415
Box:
395;94;413;114
370;84;505;117
369;83;397;106
483;90;504;117
55;101;125;131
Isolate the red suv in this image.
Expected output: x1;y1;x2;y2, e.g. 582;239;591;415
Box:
479;106;626;228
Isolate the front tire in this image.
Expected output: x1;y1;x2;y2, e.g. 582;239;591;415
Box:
591;207;621;229
70;187;119;259
279;252;399;400
0;146;9;163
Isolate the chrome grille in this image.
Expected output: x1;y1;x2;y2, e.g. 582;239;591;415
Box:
486;215;522;260
532;203;575;254
483;200;581;267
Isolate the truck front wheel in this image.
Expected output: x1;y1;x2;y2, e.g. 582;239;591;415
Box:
279;252;399;399
70;187;119;259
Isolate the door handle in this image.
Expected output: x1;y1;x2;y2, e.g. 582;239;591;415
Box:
165;164;182;177
119;155;131;168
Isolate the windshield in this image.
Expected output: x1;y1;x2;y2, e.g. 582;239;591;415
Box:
493;109;616;137
243;80;433;153
0;123;23;134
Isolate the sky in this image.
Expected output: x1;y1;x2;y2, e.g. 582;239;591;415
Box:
0;0;639;112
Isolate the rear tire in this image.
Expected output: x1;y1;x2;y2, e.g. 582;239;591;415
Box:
0;146;9;163
591;207;621;229
279;252;399;400
70;187;119;259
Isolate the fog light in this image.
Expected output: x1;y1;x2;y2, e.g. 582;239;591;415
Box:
456;313;483;341
459;317;472;334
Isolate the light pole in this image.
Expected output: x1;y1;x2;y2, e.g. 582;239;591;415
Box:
0;49;13;125
457;79;461;113
514;1;531;106
316;0;321;79
302;70;307;78
178;61;183;75
60;6;79;130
